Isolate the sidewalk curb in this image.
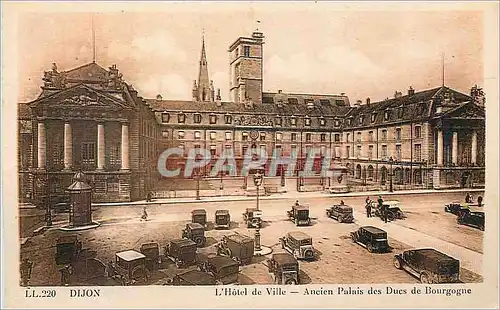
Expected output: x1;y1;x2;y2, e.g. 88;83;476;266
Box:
88;188;484;207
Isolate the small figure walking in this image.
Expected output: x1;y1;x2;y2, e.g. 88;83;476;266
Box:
20;258;33;286
60;264;72;286
365;196;372;218
146;191;153;202
141;206;148;221
45;206;52;227
465;192;472;203
477;196;483;208
340;200;345;205
294;200;300;207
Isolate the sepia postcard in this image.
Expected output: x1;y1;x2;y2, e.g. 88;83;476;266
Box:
1;1;499;309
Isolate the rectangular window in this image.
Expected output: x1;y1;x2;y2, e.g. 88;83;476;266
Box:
334;134;340;143
368;145;373;159
291;145;297;155
178;131;185;139
320;99;330;105
194;131;202;140
320;145;326;156
109;145;121;166
161;113;170;123
320;133;327;142
347;118;352;126
224;115;232;124
290;117;297;126
225;132;232;140
244;46;250;57
178;113;186;123
357;145;362;157
276;132;283;141
346;133;350;142
194;114;202;124
334;119;341;127
346;146;350;158
357;132;362;142
369;131;374;142
396;128;402;141
242;132;249;141
381;129;388;140
162;130;169;138
242;146;248;156
304;118;311;126
381;145;388;158
396;144;402;160
210;145;217;156
305;145;312;155
81;142;96;165
209;114;217;124
260;145;266;154
275;116;282;126
414;144;422;161
291;133;297;141
415;126;422;138
288;98;298;105
384;110;390;120
371;113;376;123
319;118;326;126
359;115;364;124
260;133;266;141
210;132;216;140
305;133;312;142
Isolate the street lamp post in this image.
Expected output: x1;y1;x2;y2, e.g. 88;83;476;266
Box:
389;156;394;193
194;171;202;200
253;171;263;252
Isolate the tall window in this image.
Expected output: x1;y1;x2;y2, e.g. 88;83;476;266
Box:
290;117;297;126
357;132;362;142
178;113;186;123
381;145;388;158
210;132;216;140
243;46;250;57
369;131;374;142
334;119;341;127
334;134;340;142
381;129;388;140
242;146;248;156
275;116;282;126
260;133;266;141
195;131;202;140
304;118;311;126
371;113;377;123
291;145;297;155
320;133;326;142
368;145;373;159
194;114;202;124
209;114;217;124
395;128;402;141
346;133;350;142
109;145;121;166
414;144;422;161
319;118;326;126
161;113;170;123
178;131;185;139
276;132;283;141
291;133;297;141
162;130;169;138
242;132;249;141
305;133;312;142
224;115;232;124
225;132;232;141
396;144;402;160
415;126;422;138
346;146;350;158
81;142;96;165
356;145;362;158
210;145;216;156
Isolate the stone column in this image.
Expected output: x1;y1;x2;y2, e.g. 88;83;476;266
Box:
121;123;130;170
64;122;73;170
37;122;46;170
437;130;443;166
471;131;477;165
452;131;458;165
97;123;105;170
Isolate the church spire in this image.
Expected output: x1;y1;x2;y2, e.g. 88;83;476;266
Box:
196;33;212;102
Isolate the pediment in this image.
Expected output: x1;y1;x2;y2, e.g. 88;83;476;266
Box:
443;102;485;119
30;84;132;110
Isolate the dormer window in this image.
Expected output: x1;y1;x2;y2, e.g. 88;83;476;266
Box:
304;117;311;126
371;113;376;123
224;114;232;124
290;116;297;126
398;105;404;118
319;118;326;126
161;112;170;123
275;116;283;126
334;119;341;127
305;99;314;109
209;114;218;124
347;118;352;126
194;113;202;124
359;115;365;124
178;113;186;123
384;110;390;121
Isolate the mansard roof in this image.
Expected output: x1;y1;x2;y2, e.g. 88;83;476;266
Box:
64;62;110;83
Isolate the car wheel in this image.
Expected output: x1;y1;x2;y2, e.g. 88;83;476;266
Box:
338;216;344;223
480;225;485;231
304;250;314;260
387;213;395;222
350;234;357;243
420;272;432;284
367;244;374;253
393;257;402;269
285;278;297;285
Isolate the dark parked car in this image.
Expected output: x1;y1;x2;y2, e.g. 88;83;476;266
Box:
326;204;354;223
214;210;231;229
393;248;460;284
168;269;216;286
114;250;148;285
266;253;300;285
140;242;160;271
182;223;206;247
457;209;485;231
279;231;315;260
287;204;311;226
216;234;254;265
165;239;197;268
374;200;406;221
242;207;263;228
444;202;469;215
55;235;82;265
351;226;391;253
198;256;239;284
191;209;207;227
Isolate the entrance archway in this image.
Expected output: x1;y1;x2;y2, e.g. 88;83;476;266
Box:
380;166;387;184
367;165;374;180
355;164;362;179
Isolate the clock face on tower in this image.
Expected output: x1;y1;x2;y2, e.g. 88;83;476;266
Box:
250;131;259;140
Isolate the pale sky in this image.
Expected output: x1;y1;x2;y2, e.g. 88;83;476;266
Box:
17;3;483;104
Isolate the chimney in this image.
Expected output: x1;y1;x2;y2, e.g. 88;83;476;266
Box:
340;92;345;96
156;94;162;101
408;86;415;96
394;91;402;99
354;100;362;107
366;97;371;105
278;89;282;94
216;89;222;107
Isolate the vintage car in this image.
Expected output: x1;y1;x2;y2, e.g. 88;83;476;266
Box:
444;202;470;215
393;248;460;284
191;209;207;227
351;226;391;253
457;209;485;231
169;269;216;286
216;233;254;265
326;204;354;223
374;200;406;221
287;204;311;226
55;235;82;265
165;239;197;268
214;210;231;229
181;223;206;247
199;255;240;284
242;207;263;228
114;250;149;285
140;242;160;271
279;231;315;261
266;253;300;285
